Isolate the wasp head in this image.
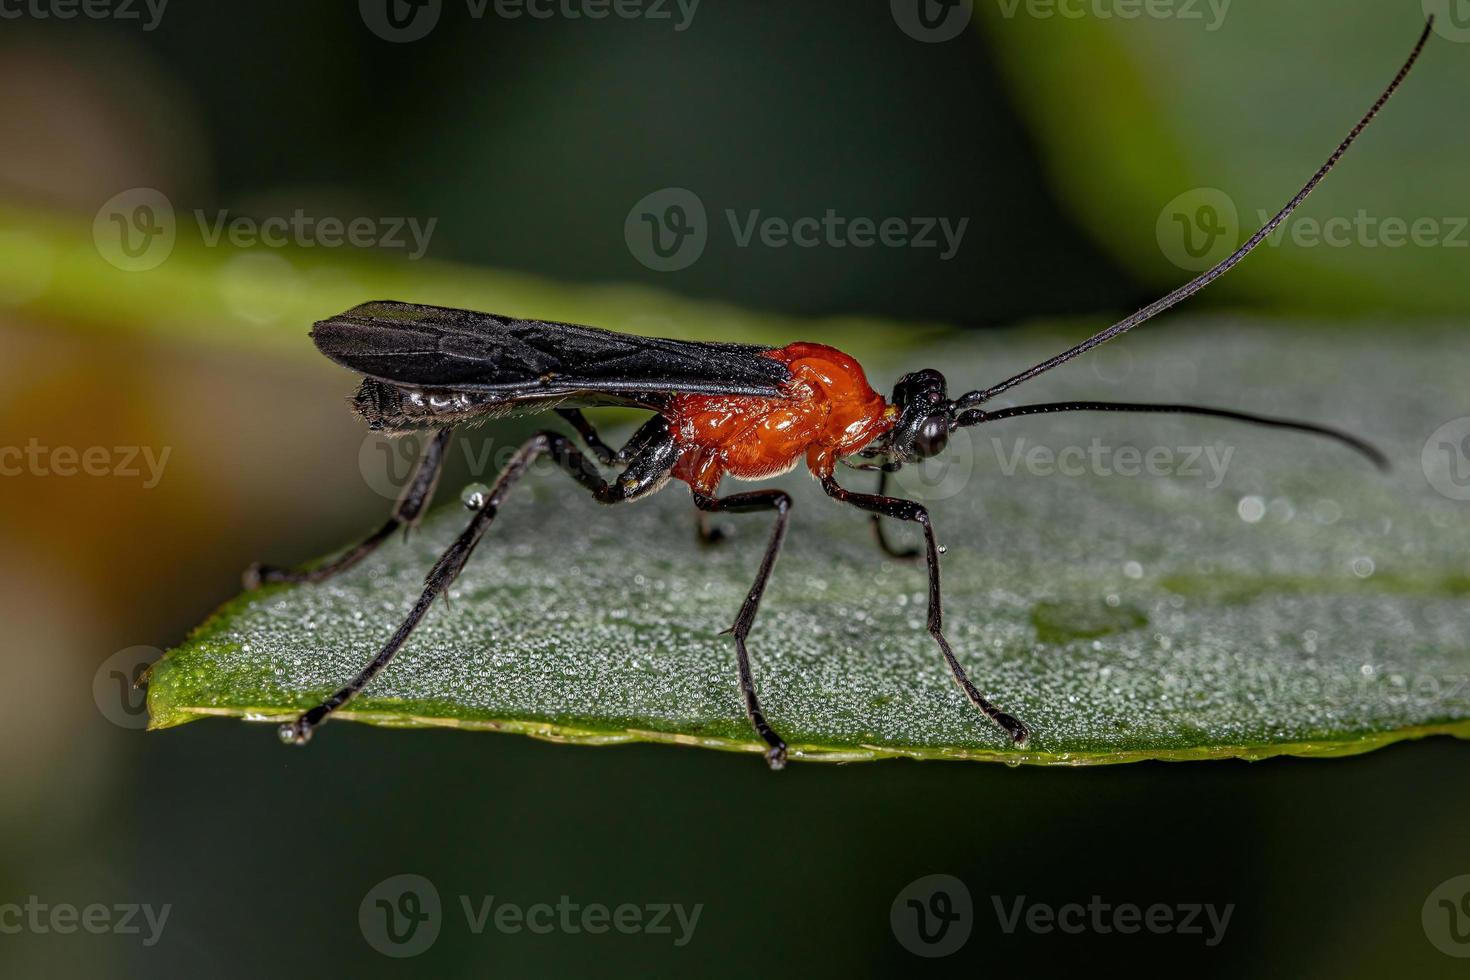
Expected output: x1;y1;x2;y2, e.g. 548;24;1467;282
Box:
886;369;953;463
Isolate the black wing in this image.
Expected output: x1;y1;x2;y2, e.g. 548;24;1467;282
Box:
311;301;791;407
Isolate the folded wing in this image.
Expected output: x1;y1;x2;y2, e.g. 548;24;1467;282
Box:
311;300;792;405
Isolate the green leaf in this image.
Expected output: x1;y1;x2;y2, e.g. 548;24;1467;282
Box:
149;317;1470;764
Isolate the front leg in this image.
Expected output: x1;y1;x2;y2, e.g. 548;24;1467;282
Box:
820;473;1028;745
871;466;920;560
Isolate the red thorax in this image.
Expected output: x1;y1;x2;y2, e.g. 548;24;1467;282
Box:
666;342;895;495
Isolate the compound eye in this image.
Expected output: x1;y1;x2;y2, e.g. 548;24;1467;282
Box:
914;414;949;458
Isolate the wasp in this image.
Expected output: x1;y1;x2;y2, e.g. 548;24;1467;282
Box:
249;23;1429;768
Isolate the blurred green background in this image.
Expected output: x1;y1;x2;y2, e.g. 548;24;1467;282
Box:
2;0;1468;976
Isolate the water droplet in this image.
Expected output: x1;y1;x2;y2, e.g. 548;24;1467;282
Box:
1123;561;1143;580
1312;498;1341;524
1237;495;1266;524
1351;556;1375;578
1267;497;1295;523
461;482;491;510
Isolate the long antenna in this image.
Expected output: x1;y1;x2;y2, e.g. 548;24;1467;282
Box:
955;19;1434;410
954;400;1388;469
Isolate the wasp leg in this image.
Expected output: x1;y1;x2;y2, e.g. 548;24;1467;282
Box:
563;409;727;546
245;427;453;588
692;488;793;770
820;474;1028;745
279;424;677;745
556;408;621;466
871;467;921;560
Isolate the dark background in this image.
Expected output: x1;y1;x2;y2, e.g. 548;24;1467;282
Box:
1;1;1467;976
